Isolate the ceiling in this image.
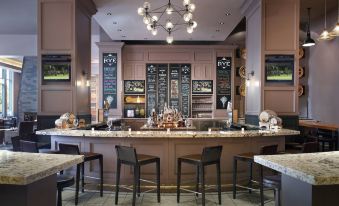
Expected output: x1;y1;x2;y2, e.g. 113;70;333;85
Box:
93;0;246;41
0;0;37;34
300;0;338;24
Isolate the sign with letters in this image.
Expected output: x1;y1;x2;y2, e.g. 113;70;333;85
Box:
216;57;232;109
103;53;117;109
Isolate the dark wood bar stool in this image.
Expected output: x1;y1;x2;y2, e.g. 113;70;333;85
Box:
177;145;223;206
302;141;319;153
233;144;278;199
19;140;77;206
58;143;104;199
115;145;160;206
259;167;281;206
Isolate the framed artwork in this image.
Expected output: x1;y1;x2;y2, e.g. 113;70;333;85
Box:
124;80;145;94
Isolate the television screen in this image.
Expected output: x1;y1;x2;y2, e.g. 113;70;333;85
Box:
265;55;294;82
42;55;71;81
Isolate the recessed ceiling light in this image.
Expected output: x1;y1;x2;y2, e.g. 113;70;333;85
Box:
107;12;112;16
121;35;126;38
117;29;122;32
113;21;117;25
216;29;221;32
225;12;231;16
219;22;224;25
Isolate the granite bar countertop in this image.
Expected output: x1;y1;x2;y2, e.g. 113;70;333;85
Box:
254;151;339;185
0;151;83;185
36;128;300;138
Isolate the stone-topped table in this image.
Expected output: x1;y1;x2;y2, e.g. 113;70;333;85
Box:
254;152;339;206
0;151;83;206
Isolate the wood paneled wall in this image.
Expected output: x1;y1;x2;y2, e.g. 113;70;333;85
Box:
121;45;236;118
37;0;96;117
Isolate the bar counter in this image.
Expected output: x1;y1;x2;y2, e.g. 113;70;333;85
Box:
36;128;299;187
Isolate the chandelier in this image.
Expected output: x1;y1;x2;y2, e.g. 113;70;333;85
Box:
137;0;197;44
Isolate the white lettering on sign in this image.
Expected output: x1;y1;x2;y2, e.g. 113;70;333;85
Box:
217;59;231;68
103;54;117;66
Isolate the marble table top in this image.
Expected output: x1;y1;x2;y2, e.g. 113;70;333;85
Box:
254;151;339;185
36;128;300;138
0;151;83;185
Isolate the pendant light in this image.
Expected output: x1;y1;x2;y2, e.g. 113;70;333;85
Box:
330;0;339;37
303;8;316;47
319;0;334;40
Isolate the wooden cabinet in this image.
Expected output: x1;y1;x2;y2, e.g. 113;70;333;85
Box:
192;63;213;80
123;63;145;80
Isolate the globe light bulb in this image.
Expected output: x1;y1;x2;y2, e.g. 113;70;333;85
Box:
166;35;174;44
318;29;334;40
183;12;192;22
166;21;174;30
143;16;150;25
137;7;145;16
152;15;158;22
151;29;158;36
147;24;152;31
166;5;173;14
187;26;193;34
188;3;195;12
192;21;197;28
143;2;151;9
183;0;190;6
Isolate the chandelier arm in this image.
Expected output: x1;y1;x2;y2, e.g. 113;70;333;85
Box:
171;5;185;18
157;9;166;22
149;4;168;13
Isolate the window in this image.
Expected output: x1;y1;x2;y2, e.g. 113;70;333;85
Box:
0;67;14;117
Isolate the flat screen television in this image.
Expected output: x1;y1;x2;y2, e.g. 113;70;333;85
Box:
265;55;294;82
42;54;71;81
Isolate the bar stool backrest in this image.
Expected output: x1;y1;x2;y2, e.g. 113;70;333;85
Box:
11;136;22;151
260;144;278;155
20;140;39;153
115;145;137;164
19;121;35;137
59;143;80;155
201;145;223;163
302;142;319;153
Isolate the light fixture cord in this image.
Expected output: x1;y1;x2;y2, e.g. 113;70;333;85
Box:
337;0;339;21
307;8;311;34
324;0;327;29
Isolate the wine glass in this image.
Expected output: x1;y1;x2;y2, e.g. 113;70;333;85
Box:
107;120;113;131
73;119;79;129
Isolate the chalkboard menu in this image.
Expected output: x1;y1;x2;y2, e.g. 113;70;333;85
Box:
146;64;191;117
157;65;168;112
103;53;117;109
216;57;232;109
180;64;191;117
146;64;157;116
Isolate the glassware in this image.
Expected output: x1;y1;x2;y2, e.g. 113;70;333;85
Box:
73;119;79;128
107;120;113;131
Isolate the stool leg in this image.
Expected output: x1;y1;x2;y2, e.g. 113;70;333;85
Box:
57;188;62;206
248;161;253;193
137;165;141;197
275;188;281;206
132;165;139;206
216;161;221;205
259;165;264;206
177;158;181;203
75;163;80;205
156;158;161;203
232;157;237;199
81;162;85;193
99;156;103;197
196;165;199;197
201;164;205;206
115;161;121;205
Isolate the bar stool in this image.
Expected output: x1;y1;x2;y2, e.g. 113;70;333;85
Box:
259;167;281;206
58;143;103;204
57;174;75;206
19;140;77;206
115;145;160;206
233;144;278;199
177;145;223;206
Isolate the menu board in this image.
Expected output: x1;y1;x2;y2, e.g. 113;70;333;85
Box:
169;66;180;110
216;57;232;109
157;65;168;112
180;65;191;117
146;64;157;116
103;53;117;109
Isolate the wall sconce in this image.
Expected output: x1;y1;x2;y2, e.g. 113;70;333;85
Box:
86;80;91;87
76;80;82;87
